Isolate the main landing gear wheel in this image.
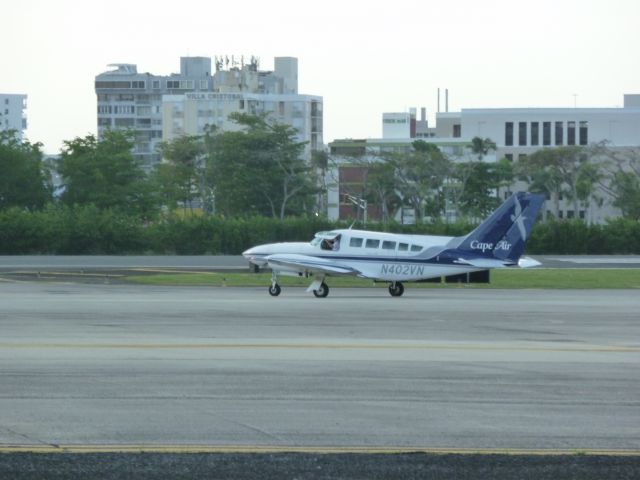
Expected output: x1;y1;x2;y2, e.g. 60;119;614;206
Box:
388;282;404;297
268;283;281;296
313;282;329;298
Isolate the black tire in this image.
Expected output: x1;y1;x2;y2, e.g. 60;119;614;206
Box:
389;282;404;297
268;284;281;296
313;282;329;298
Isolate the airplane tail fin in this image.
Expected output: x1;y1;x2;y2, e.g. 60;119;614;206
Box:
451;192;545;265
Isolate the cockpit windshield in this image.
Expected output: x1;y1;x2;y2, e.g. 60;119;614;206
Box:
310;231;339;245
311;231;342;251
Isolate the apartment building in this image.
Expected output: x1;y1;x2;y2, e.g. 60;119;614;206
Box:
95;56;322;169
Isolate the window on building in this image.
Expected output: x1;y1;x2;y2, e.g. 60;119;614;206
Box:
453;124;461;137
579;210;585;219
505;153;513;162
132;81;145;89
152;80;160;89
505;122;514;146
239;100;245;110
115;118;134;127
579;121;588;145
95;81;131;89
543;121;551;145
567;121;576;145
518;122;527;146
518;154;528;163
567;210;575;219
555;121;563;145
531;122;539;146
167;80;179;89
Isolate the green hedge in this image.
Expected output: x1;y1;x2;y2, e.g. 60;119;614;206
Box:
0;206;639;255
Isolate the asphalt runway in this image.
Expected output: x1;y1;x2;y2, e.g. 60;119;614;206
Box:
1;283;639;477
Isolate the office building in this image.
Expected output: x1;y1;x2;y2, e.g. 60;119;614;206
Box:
329;94;640;223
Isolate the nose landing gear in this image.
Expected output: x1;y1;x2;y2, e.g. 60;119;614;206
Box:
268;283;281;296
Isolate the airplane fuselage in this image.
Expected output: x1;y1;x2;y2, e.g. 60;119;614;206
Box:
243;229;483;282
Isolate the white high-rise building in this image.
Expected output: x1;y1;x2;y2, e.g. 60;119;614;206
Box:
0;94;28;140
95;56;322;169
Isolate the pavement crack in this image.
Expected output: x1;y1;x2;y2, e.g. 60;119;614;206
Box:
229;420;285;443
1;426;59;449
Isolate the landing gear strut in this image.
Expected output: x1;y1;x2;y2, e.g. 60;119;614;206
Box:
269;271;281;296
388;281;404;297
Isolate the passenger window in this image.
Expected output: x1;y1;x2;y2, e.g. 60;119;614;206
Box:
365;239;380;248
410;244;422;252
382;241;396;250
349;237;363;247
398;243;409;251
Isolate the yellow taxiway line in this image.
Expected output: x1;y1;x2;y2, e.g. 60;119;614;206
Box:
0;342;638;353
1;445;639;456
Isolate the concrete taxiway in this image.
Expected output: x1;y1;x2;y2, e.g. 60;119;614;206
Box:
0;283;639;453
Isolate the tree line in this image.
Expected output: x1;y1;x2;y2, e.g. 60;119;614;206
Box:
1;113;639;254
347;138;640;223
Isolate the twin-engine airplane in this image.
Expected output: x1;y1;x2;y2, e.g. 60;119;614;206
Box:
243;192;545;297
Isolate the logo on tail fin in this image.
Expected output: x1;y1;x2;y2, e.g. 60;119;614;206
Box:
511;196;528;241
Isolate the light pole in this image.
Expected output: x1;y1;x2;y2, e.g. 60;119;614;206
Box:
344;194;367;227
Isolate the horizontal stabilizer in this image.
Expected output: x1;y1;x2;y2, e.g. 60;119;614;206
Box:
267;254;358;275
454;257;514;269
518;256;541;268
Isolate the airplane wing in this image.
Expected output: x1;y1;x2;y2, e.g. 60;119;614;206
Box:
266;254;360;275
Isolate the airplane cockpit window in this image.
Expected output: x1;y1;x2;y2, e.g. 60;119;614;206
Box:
349;237;363;247
410;244;423;252
312;231;341;250
398;243;409;251
365;239;380;249
382;240;396;250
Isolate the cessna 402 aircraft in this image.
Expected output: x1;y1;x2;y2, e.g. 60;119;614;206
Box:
243;192;545;297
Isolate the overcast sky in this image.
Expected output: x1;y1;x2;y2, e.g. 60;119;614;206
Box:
3;0;639;153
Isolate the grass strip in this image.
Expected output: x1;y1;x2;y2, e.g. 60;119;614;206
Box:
125;268;640;289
